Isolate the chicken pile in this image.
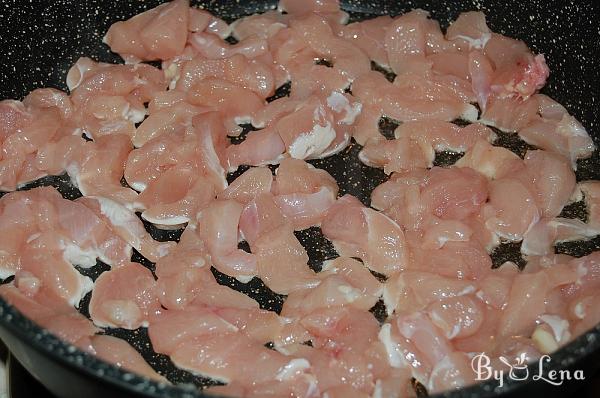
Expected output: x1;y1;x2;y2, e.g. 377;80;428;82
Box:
0;0;599;397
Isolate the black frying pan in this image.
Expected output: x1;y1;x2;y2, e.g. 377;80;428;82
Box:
0;1;599;397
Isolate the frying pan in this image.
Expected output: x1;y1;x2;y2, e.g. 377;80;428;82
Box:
0;0;599;397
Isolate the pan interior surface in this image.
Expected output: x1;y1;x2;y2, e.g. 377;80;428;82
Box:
0;1;599;398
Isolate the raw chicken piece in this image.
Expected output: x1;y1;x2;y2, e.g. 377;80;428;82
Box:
148;306;238;355
1;187;132;270
370;170;429;212
337;16;393;68
273;186;337;230
197;199;258;280
272;158;339;229
294;344;376;395
421;167;488;221
239;193;286;247
0;90;73;190
377;319;432;384
282;274;374;317
376;186;429;234
359;137;434;174
239;192;288;247
153;228;207;309
69;58;167;104
320;257;383;299
521;218;596;256
464;31;551;101
427;352;477;394
394;121;496;153
230;11;288;41
570;292;600;338
218;166;273;205
455;139;523;180
420;218;474;250
383;271;477;315
519;112;595;167
491;53;549;100
499;265;578;337
352;72;478;135
131;101;206;148
288;62;352;101
322;195;408;276
35;135;87;176
446;12;491;50
186;78;264;136
64;194;135;267
469;50;495;111
207;375;319;398
475;262;519;310
297;307;382;392
0;282;99;351
429;71;477;104
384;10;444;75
189;111;228;191
282;257;383;317
275;96;336;160
19;232;93;308
483;33;529;69
177;53;275;98
427;295;484;339
323;385;369;398
67;134;138;206
156;231;259;311
484;177;539;241
103;0;189;62
89;262;160;329
278;0;346;22
289;14;369;81
371;369;415;398
251;96;304;129
254;223;320;294
133;113;227;226
188;7;231;38
225;127;286;171
259;92;359;160
127;120;225;198
214;307;292;344
522;150;576;218
413;240;493;280
189;32;269;60
77;196;174;263
136;166;216;228
170;332;311;385
91;335;168;383
480;95;539;132
66;59;166;141
394;312;453;369
125;128;190;192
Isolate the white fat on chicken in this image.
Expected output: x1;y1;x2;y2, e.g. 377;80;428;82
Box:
288;121;336;160
326;91;362;124
455;32;491;49
275;358;311;381
378;323;406;368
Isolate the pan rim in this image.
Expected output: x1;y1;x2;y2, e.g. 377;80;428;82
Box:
0;296;599;398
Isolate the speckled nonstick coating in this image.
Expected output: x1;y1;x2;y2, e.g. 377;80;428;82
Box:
0;1;599;397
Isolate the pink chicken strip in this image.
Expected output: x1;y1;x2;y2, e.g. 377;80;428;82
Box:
322;195;408;276
89;262;161;329
197;199;258;281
